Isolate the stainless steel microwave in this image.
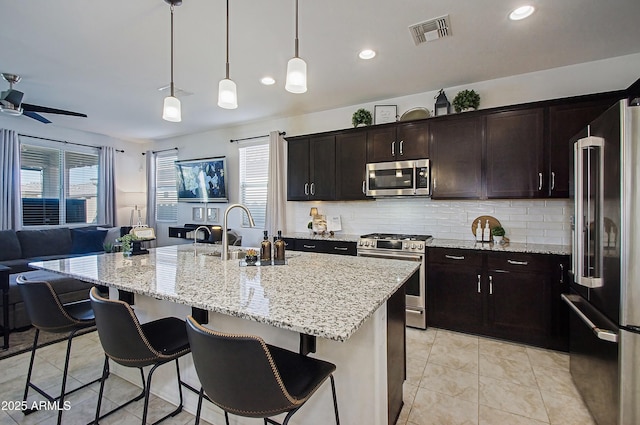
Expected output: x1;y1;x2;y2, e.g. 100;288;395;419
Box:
365;159;430;197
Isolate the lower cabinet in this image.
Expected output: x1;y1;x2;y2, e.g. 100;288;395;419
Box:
427;247;568;350
283;238;357;256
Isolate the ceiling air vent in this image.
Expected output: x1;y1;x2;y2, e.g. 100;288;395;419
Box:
409;15;451;45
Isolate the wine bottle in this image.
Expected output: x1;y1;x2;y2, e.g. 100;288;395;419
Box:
260;230;272;262
274;230;286;261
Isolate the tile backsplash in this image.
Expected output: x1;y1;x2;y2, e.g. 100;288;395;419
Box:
290;198;572;246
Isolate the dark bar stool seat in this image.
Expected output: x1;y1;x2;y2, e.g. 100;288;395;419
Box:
185;315;340;425
89;287;193;425
16;274;101;425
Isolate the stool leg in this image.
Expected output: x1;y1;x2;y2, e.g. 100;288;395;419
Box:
224;411;230;425
93;355;110;424
56;329;78;425
21;328;40;413
174;358;184;413
194;387;204;425
330;374;340;425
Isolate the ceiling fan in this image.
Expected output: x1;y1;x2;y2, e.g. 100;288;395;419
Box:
0;73;87;124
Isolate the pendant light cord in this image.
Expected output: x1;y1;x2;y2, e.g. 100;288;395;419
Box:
294;0;299;58
170;4;175;97
225;0;230;79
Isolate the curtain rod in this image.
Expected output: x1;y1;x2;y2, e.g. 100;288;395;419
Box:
142;147;178;155
229;131;286;143
18;133;125;153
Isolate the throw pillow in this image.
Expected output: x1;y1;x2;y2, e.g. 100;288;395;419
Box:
70;229;108;254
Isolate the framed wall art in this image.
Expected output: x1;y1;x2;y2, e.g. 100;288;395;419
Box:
374;105;397;124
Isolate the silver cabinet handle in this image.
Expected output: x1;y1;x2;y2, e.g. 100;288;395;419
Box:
489;275;493;295
477;274;481;293
362;181;366;194
538;172;543;191
304;183;309;196
303;244;316;249
562;294;618;343
333;247;348;251
507;259;528;266
391;141;395;156
310;182;315;195
551;171;555;191
399;140;404;156
445;255;465;260
559;263;564;284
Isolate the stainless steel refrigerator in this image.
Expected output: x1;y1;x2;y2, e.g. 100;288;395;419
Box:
564;99;640;425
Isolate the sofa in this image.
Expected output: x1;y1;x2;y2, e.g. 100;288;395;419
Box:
0;226;120;330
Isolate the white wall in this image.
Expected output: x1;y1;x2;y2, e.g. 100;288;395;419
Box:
148;53;640;247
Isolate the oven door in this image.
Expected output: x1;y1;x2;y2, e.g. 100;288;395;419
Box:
366;161;416;197
357;251;426;329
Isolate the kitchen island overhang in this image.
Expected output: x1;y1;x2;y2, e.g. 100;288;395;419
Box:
30;244;419;425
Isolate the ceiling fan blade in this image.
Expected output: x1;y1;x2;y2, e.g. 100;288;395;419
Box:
22;103;87;118
23;111;52;124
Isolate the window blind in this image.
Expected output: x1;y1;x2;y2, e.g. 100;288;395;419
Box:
156;154;178;222
239;143;269;228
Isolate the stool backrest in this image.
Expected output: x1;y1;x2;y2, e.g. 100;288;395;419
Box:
186;316;297;417
16;275;82;333
89;287;161;367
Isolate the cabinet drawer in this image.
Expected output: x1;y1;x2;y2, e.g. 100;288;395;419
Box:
326;241;357;256
487;252;549;272
428;248;483;266
296;239;326;252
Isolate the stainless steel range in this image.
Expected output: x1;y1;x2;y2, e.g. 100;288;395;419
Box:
357;233;431;329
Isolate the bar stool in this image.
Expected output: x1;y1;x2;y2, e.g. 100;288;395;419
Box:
16;274;100;425
89;287;192;425
185;315;340;425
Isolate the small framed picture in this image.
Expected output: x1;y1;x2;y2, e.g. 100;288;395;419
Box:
206;207;219;223
374;105;397;124
192;207;204;222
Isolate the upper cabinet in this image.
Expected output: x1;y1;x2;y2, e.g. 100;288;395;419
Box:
286;135;336;201
367;121;429;163
336;130;368;200
485;108;544;198
430;115;483;199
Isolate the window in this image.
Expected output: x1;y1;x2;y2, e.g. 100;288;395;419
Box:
156;153;178;222
239;142;269;227
20;143;99;226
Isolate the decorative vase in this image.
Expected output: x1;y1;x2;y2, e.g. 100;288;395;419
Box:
493;236;504;245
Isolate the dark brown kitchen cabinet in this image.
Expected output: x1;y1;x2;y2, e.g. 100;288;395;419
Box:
427;247;568;350
485;108;544;198
286;135;336;201
284;238;357;256
336;130;368;200
430;115;483;199
367;121;429;163
547;96;619;198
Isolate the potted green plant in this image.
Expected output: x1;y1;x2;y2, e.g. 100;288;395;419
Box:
352;108;372;127
491;226;506;244
452;89;480;113
118;234;139;256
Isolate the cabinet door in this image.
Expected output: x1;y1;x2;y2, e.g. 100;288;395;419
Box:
396;121;429;160
547;99;617;198
430;116;483;199
486;108;544;198
336;131;368;200
367;126;397;163
548;255;570;351
427;262;483;333
287;138;311;200
486;269;549;346
309;135;336;200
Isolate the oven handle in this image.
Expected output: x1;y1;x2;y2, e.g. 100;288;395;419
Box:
357;252;423;262
406;307;424;315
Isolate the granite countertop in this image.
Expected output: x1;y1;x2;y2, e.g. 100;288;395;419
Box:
30;244;418;342
428;238;571;256
283;232;361;242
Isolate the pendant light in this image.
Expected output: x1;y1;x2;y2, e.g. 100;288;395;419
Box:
218;0;238;109
162;0;182;122
285;0;307;94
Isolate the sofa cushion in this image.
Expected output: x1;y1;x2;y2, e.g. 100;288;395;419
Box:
0;259;32;274
70;228;107;254
97;226;122;248
0;230;21;261
16;228;73;258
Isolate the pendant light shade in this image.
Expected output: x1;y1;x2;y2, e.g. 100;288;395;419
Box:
218;0;238;109
286;0;307;94
162;95;182;122
218;78;238;109
162;0;182;122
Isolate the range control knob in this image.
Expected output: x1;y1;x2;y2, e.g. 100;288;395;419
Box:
418;243;424;249
411;243;416;249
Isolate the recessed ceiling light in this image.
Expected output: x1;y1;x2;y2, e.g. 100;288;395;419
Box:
359;49;376;60
509;5;535;20
260;76;276;85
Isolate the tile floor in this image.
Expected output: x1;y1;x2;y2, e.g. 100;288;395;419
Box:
0;328;595;425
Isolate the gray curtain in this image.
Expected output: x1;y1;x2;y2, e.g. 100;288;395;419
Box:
145;150;157;247
0;129;22;230
98;146;116;225
265;131;287;235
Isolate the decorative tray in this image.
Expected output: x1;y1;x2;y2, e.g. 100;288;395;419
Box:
239;259;288;267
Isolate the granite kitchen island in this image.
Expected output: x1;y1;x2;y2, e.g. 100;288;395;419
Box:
30;243;419;425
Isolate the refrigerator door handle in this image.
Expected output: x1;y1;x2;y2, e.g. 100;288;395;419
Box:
562;294;618;343
573;136;605;288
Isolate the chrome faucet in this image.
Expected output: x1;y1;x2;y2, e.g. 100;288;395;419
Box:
222;204;255;260
193;225;211;255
